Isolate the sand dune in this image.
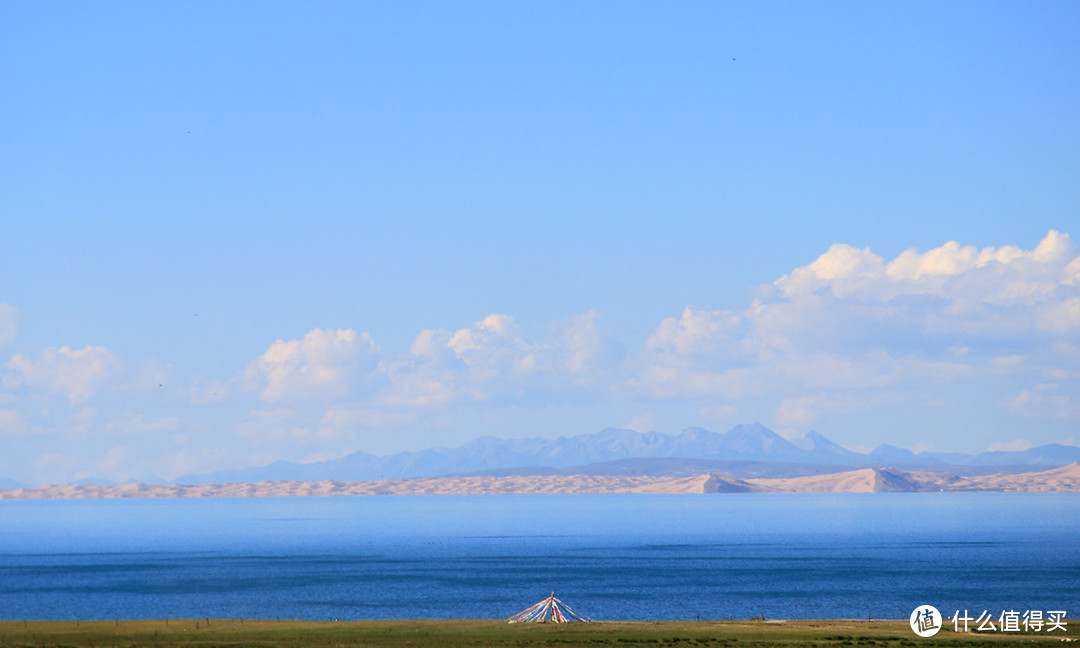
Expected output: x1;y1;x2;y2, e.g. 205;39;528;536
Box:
752;467;972;493
967;461;1080;492
748;463;1080;493
2;463;1077;500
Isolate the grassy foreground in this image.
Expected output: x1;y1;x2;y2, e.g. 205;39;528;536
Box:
0;619;1074;648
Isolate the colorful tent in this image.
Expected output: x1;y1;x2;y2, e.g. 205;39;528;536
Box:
507;592;590;623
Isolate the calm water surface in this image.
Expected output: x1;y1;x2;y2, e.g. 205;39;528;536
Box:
0;494;1077;620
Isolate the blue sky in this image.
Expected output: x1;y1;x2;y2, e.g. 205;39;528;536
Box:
2;2;1079;485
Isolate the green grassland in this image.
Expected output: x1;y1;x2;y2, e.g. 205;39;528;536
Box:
0;619;1074;648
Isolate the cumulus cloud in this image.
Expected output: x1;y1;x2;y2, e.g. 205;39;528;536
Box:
9;231;1077;484
774;230;1080;348
647;307;745;358
776;230;1078;310
776;243;887;299
382;327;476;407
380;359;472;408
4;345;121;404
635;307;754;398
635;230;1080;422
150;230;1080;463
446;313;533;380
550;310;624;384
381;311;622;408
248;328;381;402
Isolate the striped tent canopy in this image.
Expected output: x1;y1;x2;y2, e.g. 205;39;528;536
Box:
507;592;590;623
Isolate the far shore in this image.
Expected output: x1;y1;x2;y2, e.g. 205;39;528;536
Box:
1;462;1078;500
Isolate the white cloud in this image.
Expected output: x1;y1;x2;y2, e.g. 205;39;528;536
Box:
410;328;455;359
626;411;656;433
0;304;17;349
1064;256;1080;285
985;439;1035;452
1038;297;1080;333
445;313;536;381
448;313;518;358
249;328;381;403
635;230;1080;425
4;345;121;404
380;360;472;408
135;230;1080;470
443;311;621;385
380;311;621;408
647;306;745;358
550;309;623;384
777;230;1078;310
776;243;886;298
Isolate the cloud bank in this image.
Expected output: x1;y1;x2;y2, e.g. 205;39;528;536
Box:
4;345;121;405
229;231;1080;439
3;231;1078;483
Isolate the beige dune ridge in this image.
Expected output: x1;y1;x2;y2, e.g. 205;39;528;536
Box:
2;462;1078;500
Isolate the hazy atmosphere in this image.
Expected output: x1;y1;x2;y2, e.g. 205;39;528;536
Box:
3;2;1079;486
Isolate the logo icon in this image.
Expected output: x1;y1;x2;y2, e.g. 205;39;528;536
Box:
910;605;942;637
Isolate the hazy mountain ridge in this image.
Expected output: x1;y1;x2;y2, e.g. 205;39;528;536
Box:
174;423;1080;486
458;458;1051;480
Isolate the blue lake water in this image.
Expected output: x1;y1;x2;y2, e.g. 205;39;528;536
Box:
0;494;1077;621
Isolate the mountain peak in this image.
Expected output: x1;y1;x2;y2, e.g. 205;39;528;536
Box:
801;431;860;459
718;423;803;460
173;423;1080;486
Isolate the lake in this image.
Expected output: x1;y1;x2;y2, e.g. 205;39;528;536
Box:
0;493;1076;621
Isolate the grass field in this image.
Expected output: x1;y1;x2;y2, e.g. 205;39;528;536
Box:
0;619;1074;648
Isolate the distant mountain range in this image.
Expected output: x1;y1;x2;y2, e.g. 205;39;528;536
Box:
176;423;1080;485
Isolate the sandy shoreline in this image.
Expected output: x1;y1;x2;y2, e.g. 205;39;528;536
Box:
2;462;1078;500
